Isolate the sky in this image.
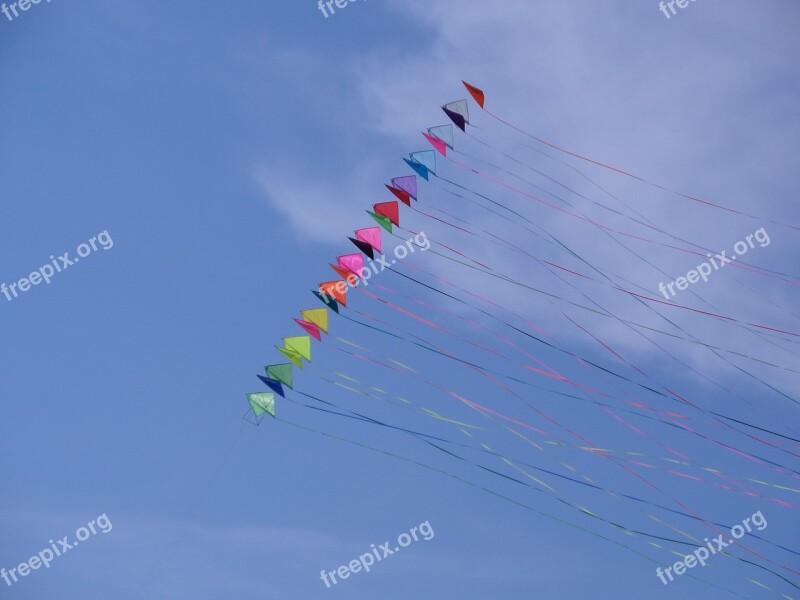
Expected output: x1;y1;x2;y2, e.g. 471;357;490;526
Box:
1;1;799;599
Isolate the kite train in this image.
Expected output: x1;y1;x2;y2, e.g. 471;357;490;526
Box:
244;82;800;597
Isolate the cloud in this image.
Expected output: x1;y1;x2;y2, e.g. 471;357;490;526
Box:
343;1;800;393
252;163;368;244
247;1;800;396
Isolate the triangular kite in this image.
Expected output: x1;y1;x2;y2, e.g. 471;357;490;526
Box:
423;132;447;157
368;211;393;233
301;308;329;333
313;290;340;313
294;318;321;341
247;392;275;418
403;158;429;180
349;236;374;260
391;176;417;200
355;227;382;253
266;363;293;388
331;264;360;286
319;280;348;306
385;184;411;206
337;254;364;277
374;201;400;226
463;81;485;108
427;125;455;149
409;150;436;174
284;336;312;362
258;374;285;397
277;345;303;368
442;99;469;131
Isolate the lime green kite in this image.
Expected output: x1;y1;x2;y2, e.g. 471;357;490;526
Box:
284;336;312;362
301;308;329;333
277;345;303;368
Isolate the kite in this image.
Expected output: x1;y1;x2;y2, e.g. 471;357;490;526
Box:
242;81;800;598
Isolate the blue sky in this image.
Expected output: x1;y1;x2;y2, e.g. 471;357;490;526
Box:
1;1;799;598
